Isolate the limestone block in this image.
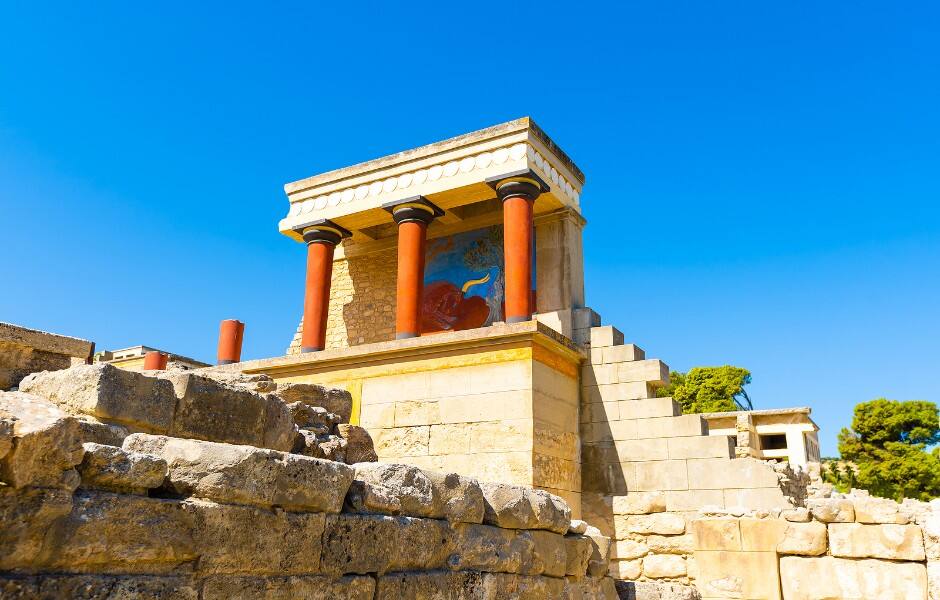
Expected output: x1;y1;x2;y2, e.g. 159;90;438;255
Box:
617;360;669;385
779;556;928;600
929;561;940;600
612;491;666;515
0;416;10;461
161;372;295;451
359;402;396;429
202;575;375;600
0;486;73;570
285;402;335;433
621;513;686;535
184;499;324;575
590;326;624;348
565;534;593;576
777;520;828;556
321;513;453;576
665;489;724;512
695;550;781;600
45;491;196;574
481;481;571;533
643;554;687;579
394;400;441;427
581;459;633;494
19;364;177;433
372;426;430;457
582;381;650;404
374;571;483;600
573;308;602;330
273;381;353;423
352;462;437;518
584;525;613;577
686;457;780;490
335;424;377;463
74;415;129;446
850;490;910;524
470;419;533;453
782;507;812;522
528;529;568;577
615;439;669;461
620;397;680;420
569;518;589;534
610;558;642;580
828;522;926;560
565;575;619;599
692;518;741;551
611;538;649;560
429;423;471;455
667;435;735;460
426;469;485;523
635;415;707;440
78;442;167;493
615;581;699;600
449;522;531;574
583;364;619;387
602;344;646;364
634;460;689;491
123;434;354;512
0;391;84;489
0;575;199;600
480;572;568;598
647;534;695;555
806;497;855;523
722;487;791;511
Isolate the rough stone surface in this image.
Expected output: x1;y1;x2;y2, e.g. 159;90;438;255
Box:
850;489;911;524
0;391;83;489
570;518;589;534
78;442;167;493
481;481;571;533
828;522;926;560
612;492;666;515
585;525;612;577
780;556;928;600
123;433;353;512
274;381;353;423
448;523;533;575
426;470;485;524
615;580;701;600
806;497;855;523
0;575;199;600
75;415;130;446
20;364;177;433
352;462;438;518
565;534;592;576
0;486;74;570
777;520;828;556
201;575;375;600
624;513;686;535
643;554;687;579
336;423;378;463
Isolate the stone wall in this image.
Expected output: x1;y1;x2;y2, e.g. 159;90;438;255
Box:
0;322;93;390
0;364;617;599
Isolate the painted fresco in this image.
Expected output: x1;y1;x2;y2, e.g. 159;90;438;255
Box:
421;226;505;334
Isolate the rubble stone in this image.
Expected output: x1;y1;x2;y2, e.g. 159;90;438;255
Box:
0;391;83;489
336;423;378;463
78;442;167;493
274;381;353;423
425;469;485;523
564;534;592;576
480;481;571;532
806;497;855;523
0;486;73;570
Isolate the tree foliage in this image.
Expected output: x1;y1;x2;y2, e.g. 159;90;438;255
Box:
837;398;940;501
656;366;753;414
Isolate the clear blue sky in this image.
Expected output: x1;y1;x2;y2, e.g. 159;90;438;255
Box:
1;2;937;456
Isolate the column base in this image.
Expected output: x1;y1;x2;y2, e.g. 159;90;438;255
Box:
217;359;237;365
395;332;419;340
506;316;531;324
300;346;323;353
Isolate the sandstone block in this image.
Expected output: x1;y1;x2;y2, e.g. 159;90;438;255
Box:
202;575;374;600
828;522;926;560
372;426;430;457
336;424;378;463
777;520;828;556
619;397;679;419
590;326;623;348
0;391;83;489
528;529;568;577
647;534;695;555
321;513;453;576
664;489;724;512
612;491;666;515
618;360;669;385
850;490;910;524
806;497;855;523
78;442;167;493
686;457;780;490
692;518;741;551
351;462;437;518
0;486;73;570
480;572;567;598
643;554;686;579
565;534;593;576
161;372;295;451
695;550;781;600
614;438;668;461
449;522;531;574
615;581;698;600
634;460;689;492
611;538;649;560
123;433;354;512
739;517;787;551
480;481;571;533
602;344;646;364
286;402;337;433
622;513;686;535
20;364;176;433
185;499;324;575
274;381;353;423
782;507;811;522
667;435;735;460
609;558;642;580
780;556;928;600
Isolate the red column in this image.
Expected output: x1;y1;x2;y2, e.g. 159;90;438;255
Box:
495;177;543;323
217;319;245;365
298;222;350;352
387;198;441;339
143;351;168;370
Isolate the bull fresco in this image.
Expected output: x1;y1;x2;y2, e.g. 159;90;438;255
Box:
420;226;505;334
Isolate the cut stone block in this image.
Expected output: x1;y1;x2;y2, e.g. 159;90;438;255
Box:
686;457;781;490
20;364;177;433
74;415;129;446
275;381;354;423
335;424;378;463
375;571;482;600
806;497;855;523
0;486;73;570
528;529;568;577
480;481;571;533
692;518;741;551
621;513;686;535
0;575;199;600
78;442;167;493
667;435;735;459
634;414;707;440
601;344;645;364
695;550;781;600
828;522;926;561
584;525;612;577
425;469;485;524
777;520;828;556
123;433;353;513
617;360;669;385
780;556;927;600
643;553;686;578
634;460;689;491
612;491;666;515
202;575;375;600
620;397;680;420
0;391;84;490
572;308;601;330
850;490;910;524
590;326;623;348
564;534;592;576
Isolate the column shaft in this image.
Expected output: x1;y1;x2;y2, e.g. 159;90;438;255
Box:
301;241;335;352
217;319;245;365
503;195;535;323
395;220;428;339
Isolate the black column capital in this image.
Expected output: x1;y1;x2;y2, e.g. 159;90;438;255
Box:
487;169;550;202
298;219;352;245
383;196;444;226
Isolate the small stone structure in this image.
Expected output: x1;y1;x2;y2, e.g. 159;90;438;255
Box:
0;322;93;390
0;364;618;598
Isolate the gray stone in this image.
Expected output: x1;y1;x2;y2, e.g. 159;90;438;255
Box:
123;433;354;513
615;580;701;600
353;462;437;518
78;442;167;493
294;430;347;462
20;364;177;433
274;381;353;423
0;391;84;489
286;402;337;432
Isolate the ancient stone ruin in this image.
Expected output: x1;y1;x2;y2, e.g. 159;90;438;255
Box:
1;363;616;599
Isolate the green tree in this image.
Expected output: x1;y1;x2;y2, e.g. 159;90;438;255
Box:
837;398;940;501
656;366;753;414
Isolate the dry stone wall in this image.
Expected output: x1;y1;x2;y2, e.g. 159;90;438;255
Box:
0;365;617;599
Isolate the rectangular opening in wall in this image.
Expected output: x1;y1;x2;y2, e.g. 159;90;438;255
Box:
760;433;787;450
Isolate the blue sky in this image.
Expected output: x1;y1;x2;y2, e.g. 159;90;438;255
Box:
1;2;937;455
